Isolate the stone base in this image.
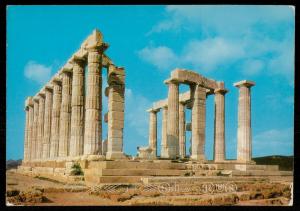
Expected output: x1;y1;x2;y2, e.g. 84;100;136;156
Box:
190;154;206;162
106;151;126;160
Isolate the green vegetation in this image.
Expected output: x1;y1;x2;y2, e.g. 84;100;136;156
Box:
70;163;84;176
253;155;293;171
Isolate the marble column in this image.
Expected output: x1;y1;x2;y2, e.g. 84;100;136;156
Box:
84;47;103;156
165;80;179;159
23;97;32;161
36;93;45;159
213;88;228;162
191;84;206;161
106;66;126;159
179;102;186;158
42;86;53;159
31;97;39;160
59;70;72;157
50;79;62;158
69;58;85;157
27;101;34;161
148;109;158;157
160;106;168;158
234;80;255;163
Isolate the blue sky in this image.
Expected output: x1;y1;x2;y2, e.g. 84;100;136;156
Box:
6;5;294;160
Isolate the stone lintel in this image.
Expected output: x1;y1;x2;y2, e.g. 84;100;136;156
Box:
233;80;255;88
102;54;113;68
214;88;229;94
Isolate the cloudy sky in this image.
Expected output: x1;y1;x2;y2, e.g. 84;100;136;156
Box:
7;5;294;160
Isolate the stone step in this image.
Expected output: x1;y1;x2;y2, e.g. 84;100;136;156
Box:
88;160;187;170
232;170;293;176
85;175;143;185
100;169;190;176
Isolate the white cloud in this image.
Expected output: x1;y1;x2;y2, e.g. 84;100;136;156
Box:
138;46;178;70
24;61;52;85
253;127;293;157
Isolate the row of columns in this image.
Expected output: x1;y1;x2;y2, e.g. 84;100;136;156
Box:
23;30;126;162
145;80;254;163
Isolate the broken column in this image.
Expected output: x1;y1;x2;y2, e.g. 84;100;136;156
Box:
50;78;62;158
234;80;255;163
190;84;206;161
106;65;126;159
59;68;73;157
165;79;179;159
179;101;186;159
42;86;53;159
213;87;228;162
69;57;85;157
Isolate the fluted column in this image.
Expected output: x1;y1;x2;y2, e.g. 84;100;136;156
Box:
31;97;39;160
59;70;72;157
69;58;85;157
23;97;32;161
160;106;168;158
213;88;228;162
50;79;62;158
106;66;126;159
84;47;103;155
165;80;179;159
42;86;53;159
234;80;255;163
36;93;45;159
27;101;34;161
179;102;186;158
148;109;158;157
191;84;206;161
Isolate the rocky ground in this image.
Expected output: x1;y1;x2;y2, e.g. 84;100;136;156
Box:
6;171;293;206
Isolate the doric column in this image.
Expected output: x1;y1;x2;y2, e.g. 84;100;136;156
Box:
106;66;126;159
234;80;255;163
191;84;206;161
23;97;32;161
27;100;34;161
160;106;168;158
84;48;102;155
31;97;39;160
42;86;53;159
50;79;62;158
147;108;159;157
213;88;228;162
36;93;45;159
59;69;73;157
165;79;179;159
179;102;186;158
69;57;86;157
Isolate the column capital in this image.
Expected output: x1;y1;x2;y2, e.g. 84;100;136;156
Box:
234;80;255;88
147;108;160;113
214;88;229;95
25;96;33;108
86;30;109;52
70;54;87;66
33;96;40;103
164;78;180;85
44;85;53;92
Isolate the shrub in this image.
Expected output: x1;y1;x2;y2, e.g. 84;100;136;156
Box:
70;163;84;176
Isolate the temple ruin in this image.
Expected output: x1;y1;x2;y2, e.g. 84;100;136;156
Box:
18;29;292;185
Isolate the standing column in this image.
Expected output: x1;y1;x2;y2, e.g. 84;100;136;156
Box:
234;80;255;163
23;98;31;161
160;106;168;158
36;93;45;159
213;88;228;162
84;46;104;156
27;100;34;161
59;69;73;157
147;109;158;158
106;66;126;159
165;80;179;159
31;97;39;160
50;79;62;158
191;84;206;161
69;57;86;157
179;102;186;158
42;86;53;159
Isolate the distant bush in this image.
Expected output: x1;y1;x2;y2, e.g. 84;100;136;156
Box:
253;155;293;171
70;163;84;176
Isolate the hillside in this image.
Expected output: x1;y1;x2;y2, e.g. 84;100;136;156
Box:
6;159;22;170
253;155;293;171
